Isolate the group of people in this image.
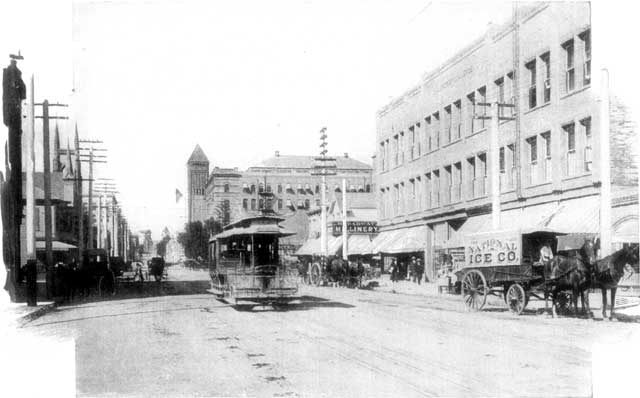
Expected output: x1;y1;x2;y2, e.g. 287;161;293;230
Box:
389;256;427;285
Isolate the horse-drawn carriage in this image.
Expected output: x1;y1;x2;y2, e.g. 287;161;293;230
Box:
457;228;596;315
208;214;299;308
304;256;373;288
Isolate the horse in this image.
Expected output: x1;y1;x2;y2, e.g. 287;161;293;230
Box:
545;238;598;318
591;243;639;320
327;257;346;286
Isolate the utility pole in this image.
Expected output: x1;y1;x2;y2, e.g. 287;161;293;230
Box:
2;52;26;296
476;101;515;230
512;2;523;199
312;127;336;257
79;140;106;249
24;75;35;262
599;70;612;257
342;178;348;260
34;100;68;298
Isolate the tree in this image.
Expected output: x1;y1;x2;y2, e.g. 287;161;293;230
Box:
155;235;171;257
213;199;231;226
177;217;223;260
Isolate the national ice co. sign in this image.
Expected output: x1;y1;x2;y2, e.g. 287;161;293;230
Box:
465;231;520;267
332;221;378;236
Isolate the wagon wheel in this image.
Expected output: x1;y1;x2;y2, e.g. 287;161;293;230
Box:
554;291;571;315
309;262;322;286
461;269;487;311
506;283;528;315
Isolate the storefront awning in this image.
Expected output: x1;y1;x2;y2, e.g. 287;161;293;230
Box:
383;226;428;254
295;236;343;256
35;241;77;251
541;197;599;234
345;234;375;255
361;229;400;254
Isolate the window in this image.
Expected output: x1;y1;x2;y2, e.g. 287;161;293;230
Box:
541;52;551;103
304;199;310;209
541;131;552;181
224;183;230;193
251;199;256;210
315;184;320;194
580;30;591;86
286;183;292;192
425;116;432;151
495;77;505;117
477;87;487;129
35;207;40;232
425;172;432;208
444;105;452;144
433;112;440;148
409;126;415;160
443;165;452;204
507;71;515;116
379;142;385;171
250;184;256;194
315;199;320;207
399;182;405;214
453;100;461;140
499;147;505;173
409;178;416;212
527;136;538;163
564;122;576;175
415;122;422;156
563;39;575;92
278;199;283;210
365;184;371;193
466;92;475;134
259;198;264;209
452;162;462;202
393;134;399;166
266;185;272;193
259;183;264;193
526;59;537;109
243;199;248;209
399;132;405;164
582;117;592;171
277;184;282;194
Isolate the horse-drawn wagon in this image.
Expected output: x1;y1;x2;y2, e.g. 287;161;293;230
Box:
457;228;595;315
208;214;299;308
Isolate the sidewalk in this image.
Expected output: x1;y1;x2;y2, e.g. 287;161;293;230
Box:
0;300;56;328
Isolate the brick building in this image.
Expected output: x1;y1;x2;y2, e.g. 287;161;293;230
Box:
371;3;637;279
186;148;374;250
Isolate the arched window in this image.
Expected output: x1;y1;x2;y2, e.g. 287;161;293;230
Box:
315;185;320;194
297;183;303;193
286;184;292;192
250;184;256;194
224;183;230;193
259;183;264;193
277;184;283;194
278;199;283;210
304;199;310;209
365;184;371;193
335;185;341;192
357;185;364;192
251;199;256;210
297;200;304;208
242;199;248;209
349;184;356;192
259;198;265;209
286;199;294;208
242;183;249;192
266;185;272;193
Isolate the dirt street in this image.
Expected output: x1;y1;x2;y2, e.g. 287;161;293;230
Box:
21;284;640;398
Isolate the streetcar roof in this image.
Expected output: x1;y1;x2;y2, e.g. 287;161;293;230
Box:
210;215;295;242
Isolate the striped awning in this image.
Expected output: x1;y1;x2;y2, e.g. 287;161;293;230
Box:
295;236;343;256
383;226;428;254
345;234;375;255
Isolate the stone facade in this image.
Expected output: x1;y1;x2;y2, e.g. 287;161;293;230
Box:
374;3;638;278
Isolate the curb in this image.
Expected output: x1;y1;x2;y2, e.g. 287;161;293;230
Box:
17;302;57;327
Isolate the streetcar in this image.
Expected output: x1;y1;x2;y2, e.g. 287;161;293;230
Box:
208;214;299;307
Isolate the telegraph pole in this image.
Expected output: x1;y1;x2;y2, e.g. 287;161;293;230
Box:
312;128;336;256
34;100;68;298
25;75;35;263
342;178;348;260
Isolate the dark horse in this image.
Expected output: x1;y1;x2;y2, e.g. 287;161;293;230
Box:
591;243;639;320
545;238;598;317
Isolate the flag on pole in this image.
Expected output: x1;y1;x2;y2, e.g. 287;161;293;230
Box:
175;189;183;203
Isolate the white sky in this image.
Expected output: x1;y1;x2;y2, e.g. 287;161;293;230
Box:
0;0;638;239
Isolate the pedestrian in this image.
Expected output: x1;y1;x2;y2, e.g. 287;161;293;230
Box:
389;258;398;292
415;258;424;285
409;256;417;283
23;259;38;306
